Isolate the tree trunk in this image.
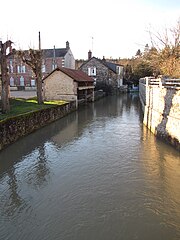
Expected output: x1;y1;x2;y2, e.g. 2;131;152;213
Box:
1;54;10;113
36;72;43;104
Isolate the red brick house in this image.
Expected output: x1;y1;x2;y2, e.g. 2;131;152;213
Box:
8;41;75;90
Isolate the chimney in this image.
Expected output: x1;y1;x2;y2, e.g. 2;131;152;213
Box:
53;45;56;59
102;56;106;62
88;50;92;60
66;41;70;49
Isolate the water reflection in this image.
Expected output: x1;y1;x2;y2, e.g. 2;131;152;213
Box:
140;126;180;234
1;165;27;217
26;145;50;188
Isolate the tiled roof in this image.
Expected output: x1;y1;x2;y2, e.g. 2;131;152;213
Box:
43;67;94;82
42;48;68;58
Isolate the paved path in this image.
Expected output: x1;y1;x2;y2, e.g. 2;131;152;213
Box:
10;91;36;99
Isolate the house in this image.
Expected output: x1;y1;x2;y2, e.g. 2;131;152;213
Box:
79;51;124;94
43;67;94;107
8;41;75;89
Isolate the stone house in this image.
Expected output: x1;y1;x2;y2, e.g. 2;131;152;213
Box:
7;41;75;89
43;67;94;107
79;52;124;93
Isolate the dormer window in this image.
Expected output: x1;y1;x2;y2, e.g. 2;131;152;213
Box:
88;67;96;76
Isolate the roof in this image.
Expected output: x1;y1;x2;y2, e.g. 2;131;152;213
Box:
80;57;123;73
42;48;68;58
43;67;94;82
104;61;117;72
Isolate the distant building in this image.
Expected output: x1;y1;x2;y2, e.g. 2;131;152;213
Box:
79;51;124;94
43;67;94;107
8;41;75;89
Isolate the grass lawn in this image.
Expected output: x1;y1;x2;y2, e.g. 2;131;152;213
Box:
0;98;67;121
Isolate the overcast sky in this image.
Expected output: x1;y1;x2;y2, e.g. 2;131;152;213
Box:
0;0;179;59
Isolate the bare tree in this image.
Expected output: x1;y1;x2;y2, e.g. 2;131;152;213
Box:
0;40;13;113
16;32;43;104
17;48;43;104
147;19;180;78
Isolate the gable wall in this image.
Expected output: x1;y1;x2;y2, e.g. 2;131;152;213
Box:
64;49;75;69
80;58;117;88
43;71;77;102
44;57;63;74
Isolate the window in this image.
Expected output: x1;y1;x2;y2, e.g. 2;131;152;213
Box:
88;67;96;76
9;60;13;73
116;66;120;75
17;66;20;73
42;64;46;73
10;77;15;86
22;66;26;73
93;78;96;86
20;76;25;86
52;63;57;70
116;66;123;77
17;65;26;73
31;79;36;86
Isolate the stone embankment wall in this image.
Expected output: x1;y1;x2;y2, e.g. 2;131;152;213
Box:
0;101;76;151
139;77;180;151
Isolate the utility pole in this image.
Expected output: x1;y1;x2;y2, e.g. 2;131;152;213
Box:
37;31;43;104
38;31;41;51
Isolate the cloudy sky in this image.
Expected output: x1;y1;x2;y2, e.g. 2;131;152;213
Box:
0;0;179;59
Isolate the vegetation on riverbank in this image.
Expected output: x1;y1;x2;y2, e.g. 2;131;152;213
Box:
0;98;67;121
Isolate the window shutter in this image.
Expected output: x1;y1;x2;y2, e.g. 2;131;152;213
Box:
93;67;96;76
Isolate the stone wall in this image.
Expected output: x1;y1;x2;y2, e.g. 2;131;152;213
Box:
139;79;180;150
43;70;78;103
80;58;118;92
0;101;76;151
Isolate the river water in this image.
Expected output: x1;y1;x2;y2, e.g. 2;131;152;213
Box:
0;94;180;240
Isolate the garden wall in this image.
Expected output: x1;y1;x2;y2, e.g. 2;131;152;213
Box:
0;101;76;151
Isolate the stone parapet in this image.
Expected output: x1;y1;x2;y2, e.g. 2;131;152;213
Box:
139;77;180;151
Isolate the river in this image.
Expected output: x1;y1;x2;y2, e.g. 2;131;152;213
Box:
0;94;180;240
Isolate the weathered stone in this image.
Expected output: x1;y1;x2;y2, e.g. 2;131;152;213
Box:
139;78;180;151
0;101;76;151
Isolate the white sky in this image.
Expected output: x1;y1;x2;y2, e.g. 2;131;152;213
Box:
0;0;179;59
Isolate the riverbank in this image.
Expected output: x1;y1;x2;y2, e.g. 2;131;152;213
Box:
0;98;68;121
0;89;107;151
0;101;76;151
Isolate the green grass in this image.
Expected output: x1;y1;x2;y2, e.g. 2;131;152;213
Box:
0;98;68;121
